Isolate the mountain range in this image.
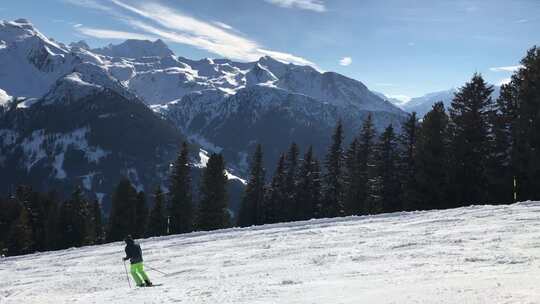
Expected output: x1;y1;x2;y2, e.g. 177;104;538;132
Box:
0;19;407;213
384;87;502;118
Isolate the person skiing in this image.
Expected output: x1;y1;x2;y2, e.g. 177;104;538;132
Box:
123;235;152;287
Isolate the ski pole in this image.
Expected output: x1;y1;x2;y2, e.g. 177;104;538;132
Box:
145;264;169;276
123;260;131;288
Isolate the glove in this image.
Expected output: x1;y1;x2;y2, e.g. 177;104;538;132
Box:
123;257;128;261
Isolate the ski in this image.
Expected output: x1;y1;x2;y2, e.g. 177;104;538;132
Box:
137;284;163;288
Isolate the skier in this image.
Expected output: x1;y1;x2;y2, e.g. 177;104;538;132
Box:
123;235;153;287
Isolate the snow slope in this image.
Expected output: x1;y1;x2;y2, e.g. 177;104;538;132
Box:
2;202;540;303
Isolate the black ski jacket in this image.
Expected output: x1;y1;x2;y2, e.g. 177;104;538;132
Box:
124;241;143;264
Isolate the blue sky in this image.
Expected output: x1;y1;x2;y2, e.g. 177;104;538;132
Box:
1;0;539;100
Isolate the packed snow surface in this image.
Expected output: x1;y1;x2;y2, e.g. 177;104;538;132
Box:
2;202;540;303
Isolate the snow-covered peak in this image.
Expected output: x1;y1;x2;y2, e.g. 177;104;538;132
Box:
0;19;405;116
0;19;75;98
0;19;36;41
401;86;501;117
69;40;90;50
0;19;66;52
257;55;288;78
42;72;103;104
72;62;135;99
92;39;174;58
258;55;285;66
0;88;12;107
42;63;135;105
245;63;278;87
371;91;407;108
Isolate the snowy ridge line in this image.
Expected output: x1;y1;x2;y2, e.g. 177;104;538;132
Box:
0;18;403;116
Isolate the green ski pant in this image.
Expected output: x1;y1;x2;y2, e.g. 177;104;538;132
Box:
130;262;150;286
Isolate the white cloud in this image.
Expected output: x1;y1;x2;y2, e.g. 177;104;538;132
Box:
258;49;315;66
73;23;83;28
113;1;262;58
264;0;326;12
84;0;315;66
489;65;523;72
62;0;111;11
69;0;315;66
339;56;352;66
77;27;157;41
497;78;512;86
213;21;233;30
387;94;412;103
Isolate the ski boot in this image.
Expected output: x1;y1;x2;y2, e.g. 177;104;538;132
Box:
145;280;153;287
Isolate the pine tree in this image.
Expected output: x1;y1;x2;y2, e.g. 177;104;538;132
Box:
58;188;90;248
343;114;377;216
399;112;419;210
343;138;360;215
169;142;194;234
107;178;138;242
356;114;376;215
25;189;48;251
283;142;300;221
448;73;494;206
44;195;60;250
0;195;21;252
7;205;34;256
414;102;450;210
486;84;515;204
371;125;402;213
12;186;43;251
238;144;266;227
197;153;229;231
134;191;148;238
89;200;104;244
322;120;345;217
499;47;540;201
263;154;287;224
294;146;322;220
147;187;167;237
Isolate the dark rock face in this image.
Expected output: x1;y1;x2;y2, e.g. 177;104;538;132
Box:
164;86;406;175
0;90;183;212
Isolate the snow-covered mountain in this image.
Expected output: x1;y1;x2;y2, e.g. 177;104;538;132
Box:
0;86;183;212
0;19;80;98
139;54;405;170
0;18;406;208
161;84;404;171
0;18;404;117
396;86;501;117
2;201;539;303
402;89;458;117
92;39;174;58
0;88;11;107
372;91;408;108
0;19;186;209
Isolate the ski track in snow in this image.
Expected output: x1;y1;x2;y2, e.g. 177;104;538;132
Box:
2;202;540;303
